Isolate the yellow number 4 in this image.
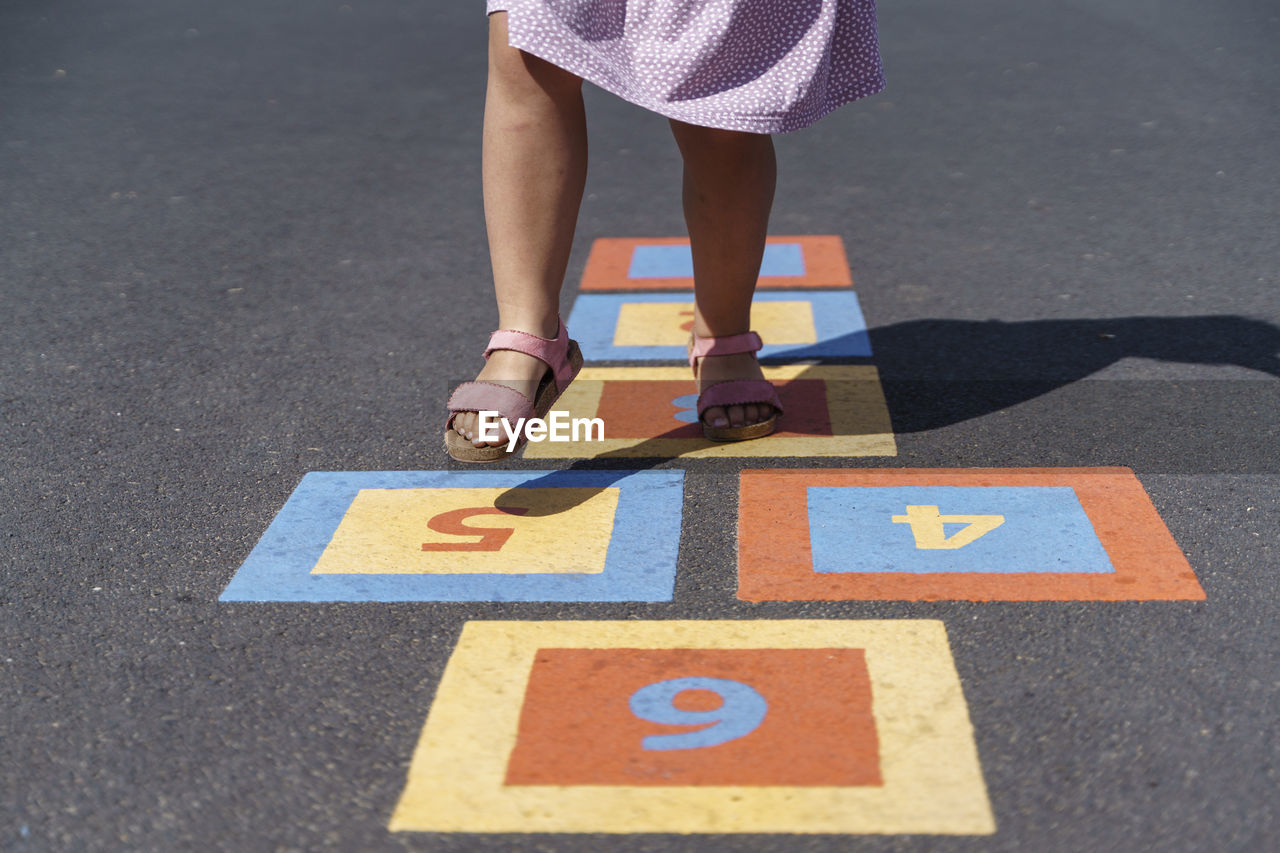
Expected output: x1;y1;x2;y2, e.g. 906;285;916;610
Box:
891;505;1005;550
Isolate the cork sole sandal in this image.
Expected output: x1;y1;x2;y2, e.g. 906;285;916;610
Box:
444;319;583;463
688;330;783;442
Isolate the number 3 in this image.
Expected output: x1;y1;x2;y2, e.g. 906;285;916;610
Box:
629;677;768;751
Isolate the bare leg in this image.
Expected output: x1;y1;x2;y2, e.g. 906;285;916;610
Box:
451;12;588;446
669;120;777;429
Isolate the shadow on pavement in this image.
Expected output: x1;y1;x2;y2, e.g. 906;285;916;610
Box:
494;313;1280;512
858;313;1280;433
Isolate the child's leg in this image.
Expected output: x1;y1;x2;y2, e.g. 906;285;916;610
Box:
669;120;778;429
451;12;588;446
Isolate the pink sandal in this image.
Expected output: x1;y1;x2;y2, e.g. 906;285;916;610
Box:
444;318;583;463
688;330;783;442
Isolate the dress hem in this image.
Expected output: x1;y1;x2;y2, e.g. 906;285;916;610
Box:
493;6;884;134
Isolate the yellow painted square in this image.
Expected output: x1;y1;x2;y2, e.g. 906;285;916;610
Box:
524;365;897;459
612;301;818;347
310;488;619;575
389;620;995;835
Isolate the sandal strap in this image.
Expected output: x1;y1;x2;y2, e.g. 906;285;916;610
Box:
696;379;783;418
687;331;763;367
484;318;575;394
446;381;536;428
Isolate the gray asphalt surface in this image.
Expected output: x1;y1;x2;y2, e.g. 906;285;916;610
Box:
3;0;1277;850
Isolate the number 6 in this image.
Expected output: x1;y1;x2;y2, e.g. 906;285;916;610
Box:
628;677;768;751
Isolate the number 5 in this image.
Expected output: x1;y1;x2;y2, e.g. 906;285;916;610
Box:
421;506;529;552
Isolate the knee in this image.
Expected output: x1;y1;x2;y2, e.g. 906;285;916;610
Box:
488;15;583;104
670;120;773;167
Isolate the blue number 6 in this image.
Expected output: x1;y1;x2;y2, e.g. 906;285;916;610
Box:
628;677;768;751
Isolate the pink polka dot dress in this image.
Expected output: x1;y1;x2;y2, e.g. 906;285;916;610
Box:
485;0;885;133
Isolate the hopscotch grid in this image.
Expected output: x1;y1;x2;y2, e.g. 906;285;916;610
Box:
217;233;1205;836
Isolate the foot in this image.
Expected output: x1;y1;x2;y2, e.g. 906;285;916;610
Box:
448;349;550;447
694;350;777;429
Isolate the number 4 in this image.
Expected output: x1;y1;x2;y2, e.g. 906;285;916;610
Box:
892;505;1005;550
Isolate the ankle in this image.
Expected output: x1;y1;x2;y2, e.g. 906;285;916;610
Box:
692;320;750;341
494;310;561;340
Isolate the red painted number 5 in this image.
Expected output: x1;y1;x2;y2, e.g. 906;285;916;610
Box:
421;506;529;552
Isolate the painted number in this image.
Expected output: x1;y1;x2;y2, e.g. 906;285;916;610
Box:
678;308;696;333
670;393;700;423
628;677;768;751
892;505;1005;550
421;506;529;552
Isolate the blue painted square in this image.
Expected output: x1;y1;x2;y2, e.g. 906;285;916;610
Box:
759;243;806;276
628;245;693;278
220;469;684;602
806;486;1115;574
627;243;805;279
565;291;872;362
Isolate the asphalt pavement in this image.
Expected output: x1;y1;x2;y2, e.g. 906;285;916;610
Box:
2;1;1277;850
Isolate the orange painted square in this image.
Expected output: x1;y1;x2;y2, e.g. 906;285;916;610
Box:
738;467;1206;602
579;236;854;291
504;648;881;787
596;379;701;439
594;378;834;439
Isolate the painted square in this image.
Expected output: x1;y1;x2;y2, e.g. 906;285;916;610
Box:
520;365;896;459
808;486;1114;574
505;648;879;786
567;291;871;361
612;300;817;347
627;243;806;279
311;487;618;575
739;468;1206;601
389;620;994;834
219;469;684;602
580;236;854;291
593;377;832;439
